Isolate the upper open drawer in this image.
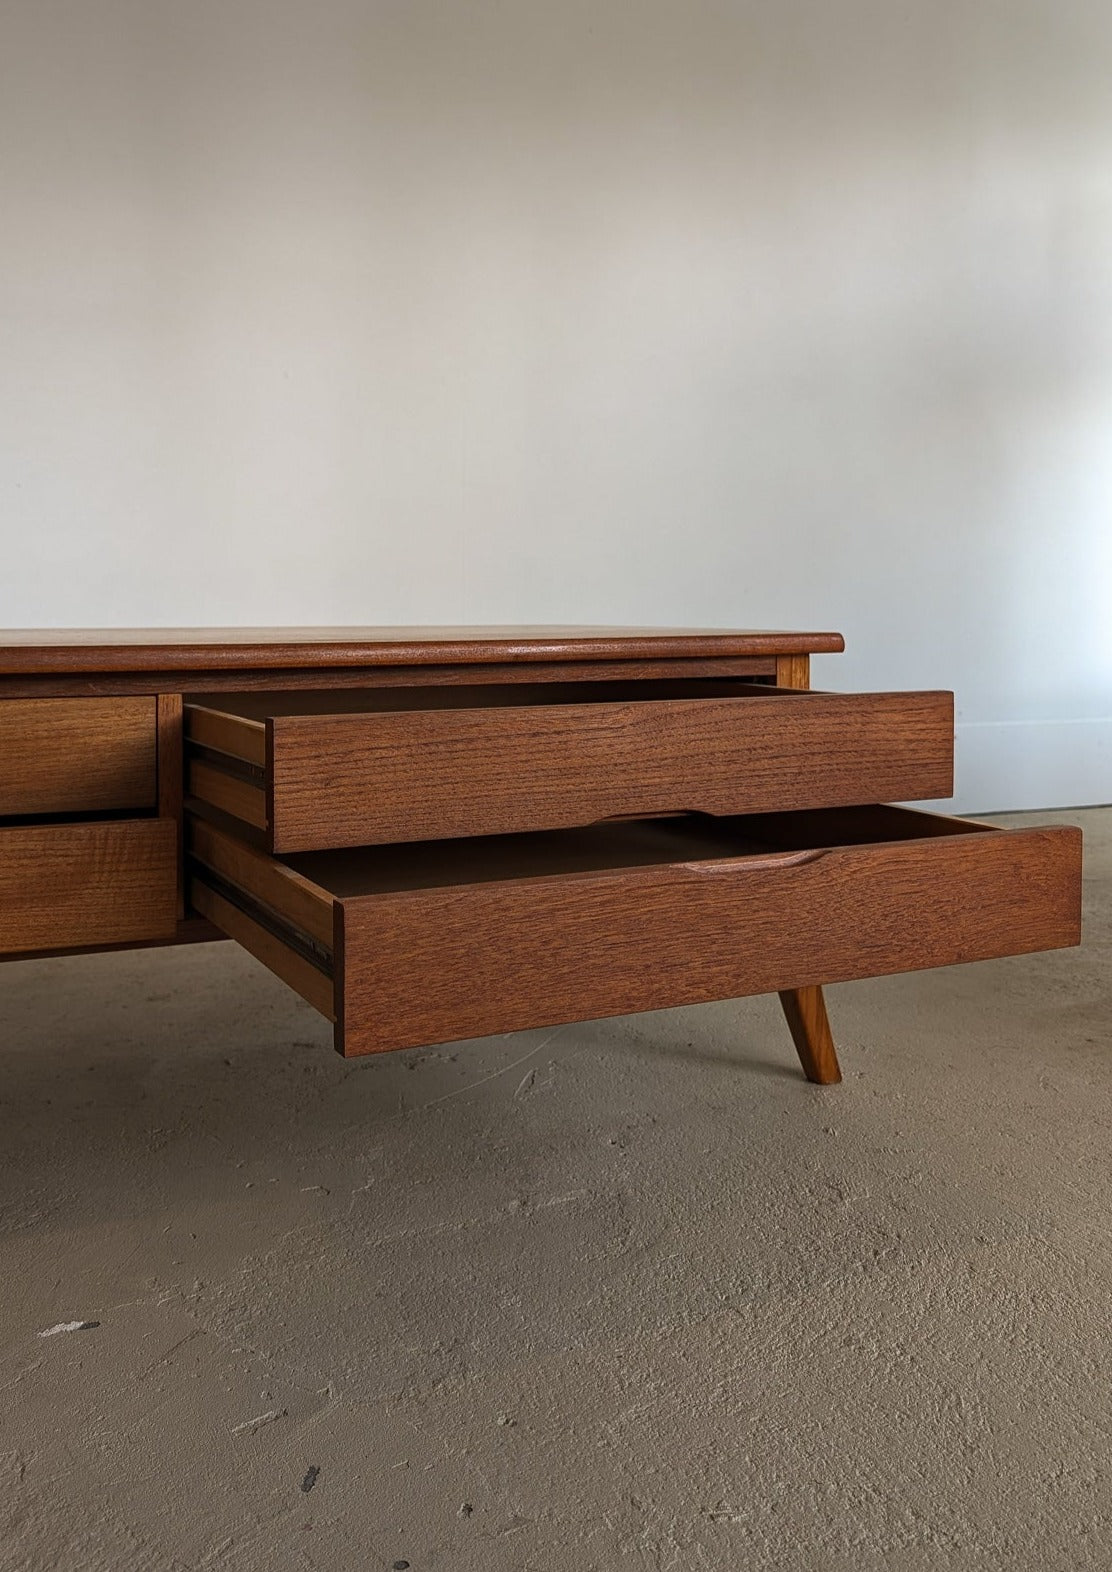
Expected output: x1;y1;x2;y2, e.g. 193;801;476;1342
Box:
184;680;955;852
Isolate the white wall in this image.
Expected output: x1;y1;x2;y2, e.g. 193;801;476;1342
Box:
1;1;1110;811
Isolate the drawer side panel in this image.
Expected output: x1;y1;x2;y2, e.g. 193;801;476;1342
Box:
189;878;335;1020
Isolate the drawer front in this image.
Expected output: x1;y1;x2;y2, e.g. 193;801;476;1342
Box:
0;698;157;816
188;688;955;851
187;808;1080;1058
333;816;1079;1055
0;819;178;955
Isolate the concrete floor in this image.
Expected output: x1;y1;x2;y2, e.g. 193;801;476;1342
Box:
1;808;1109;1572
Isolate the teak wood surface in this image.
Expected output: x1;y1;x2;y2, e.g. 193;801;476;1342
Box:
0;697;157;816
190;686;955;852
0;820;177;953
0;624;1083;1091
157;693;185;917
187;802;1081;1060
0;657;780;701
189;879;335;1021
773;649;840;1082
189;818;335;950
0;627;845;676
332;819;1081;1056
0;629;836;702
779;986;842;1085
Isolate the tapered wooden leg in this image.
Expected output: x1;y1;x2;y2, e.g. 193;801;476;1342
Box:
779;986;842;1084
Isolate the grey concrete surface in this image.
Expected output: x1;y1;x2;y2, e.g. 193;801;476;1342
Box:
1;808;1109;1572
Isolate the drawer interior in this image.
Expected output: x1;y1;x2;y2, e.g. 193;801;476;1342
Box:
275;803;992;897
191;804;996;1009
191;803;997;916
189;677;778;720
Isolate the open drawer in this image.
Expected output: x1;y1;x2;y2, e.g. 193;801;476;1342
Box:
187;806;1081;1058
185;680;955;851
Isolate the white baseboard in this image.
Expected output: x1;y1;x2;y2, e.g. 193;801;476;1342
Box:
913;717;1112;816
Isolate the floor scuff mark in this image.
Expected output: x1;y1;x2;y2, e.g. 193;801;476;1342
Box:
231;1407;287;1436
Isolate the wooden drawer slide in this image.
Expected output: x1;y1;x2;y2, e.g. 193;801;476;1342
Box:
186;682;955;851
0;819;178;955
187;807;1081;1058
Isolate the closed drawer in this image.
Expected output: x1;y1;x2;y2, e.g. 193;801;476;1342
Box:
187;805;1081;1058
185;681;955;851
0;698;157;816
0;819;178;955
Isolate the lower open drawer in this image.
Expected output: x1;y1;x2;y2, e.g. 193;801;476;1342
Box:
187;806;1081;1058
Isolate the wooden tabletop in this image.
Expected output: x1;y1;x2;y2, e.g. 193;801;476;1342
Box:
0;627;845;675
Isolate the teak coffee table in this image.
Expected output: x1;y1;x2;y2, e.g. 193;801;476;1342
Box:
0;627;1082;1084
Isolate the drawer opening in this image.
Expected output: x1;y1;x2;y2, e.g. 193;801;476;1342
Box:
187;677;779;724
187;816;338;1022
0;805;164;831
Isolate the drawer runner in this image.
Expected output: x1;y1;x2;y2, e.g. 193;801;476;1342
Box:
188;745;265;788
188;858;333;976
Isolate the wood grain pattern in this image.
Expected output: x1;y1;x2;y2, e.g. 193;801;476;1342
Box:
775;653;810;691
0;820;177;955
773;647;838;1078
190;879;335;1019
185;704;266;767
779;986;842;1084
157;693;185;917
0;656;780;701
0;627;846;675
253;688;955;851
0;914;226;964
332;818;1081;1056
189;817;334;949
186;758;268;831
0;697;156;816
